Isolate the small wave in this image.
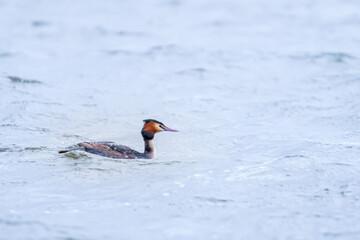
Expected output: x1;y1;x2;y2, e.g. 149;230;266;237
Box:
0;218;48;228
0;147;10;153
289;52;356;63
7;76;43;84
32;20;49;27
175;68;208;76
62;152;91;159
24;146;47;151
195;196;234;203
283;155;309;159
104;49;133;56
0;181;27;186
145;44;186;57
0;52;13;58
323;231;360;238
115;30;145;37
96;26;145;37
0;144;48;153
138;160;182;166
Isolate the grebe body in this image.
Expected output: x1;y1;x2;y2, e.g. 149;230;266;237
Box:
59;119;177;159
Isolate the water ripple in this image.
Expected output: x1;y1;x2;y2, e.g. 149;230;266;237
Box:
7;76;43;84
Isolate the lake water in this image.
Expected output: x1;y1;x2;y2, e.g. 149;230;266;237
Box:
1;0;360;239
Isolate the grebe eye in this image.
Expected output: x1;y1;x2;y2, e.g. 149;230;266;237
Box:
159;125;165;129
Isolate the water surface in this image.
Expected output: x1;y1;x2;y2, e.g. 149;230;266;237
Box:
1;0;360;239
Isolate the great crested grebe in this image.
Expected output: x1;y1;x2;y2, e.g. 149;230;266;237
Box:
59;119;178;159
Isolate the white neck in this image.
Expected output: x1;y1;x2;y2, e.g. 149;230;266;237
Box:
144;139;156;159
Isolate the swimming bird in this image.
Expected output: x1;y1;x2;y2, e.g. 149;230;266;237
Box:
59;119;178;159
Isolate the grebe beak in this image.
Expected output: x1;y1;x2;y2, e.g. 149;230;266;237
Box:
163;126;178;132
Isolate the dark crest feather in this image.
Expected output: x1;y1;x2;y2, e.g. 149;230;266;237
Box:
143;119;164;125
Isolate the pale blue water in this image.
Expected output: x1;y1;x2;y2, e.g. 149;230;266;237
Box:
1;0;360;239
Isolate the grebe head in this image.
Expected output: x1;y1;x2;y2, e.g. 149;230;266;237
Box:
141;119;178;140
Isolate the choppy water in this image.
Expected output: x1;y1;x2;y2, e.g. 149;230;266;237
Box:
1;0;360;239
